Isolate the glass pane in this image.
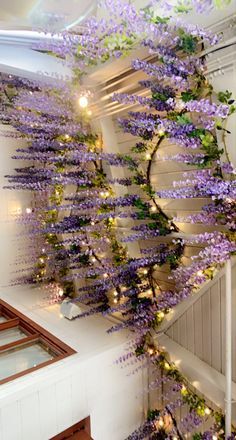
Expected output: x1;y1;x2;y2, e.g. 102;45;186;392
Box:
0;327;27;346
0;317;7;323
0;342;56;381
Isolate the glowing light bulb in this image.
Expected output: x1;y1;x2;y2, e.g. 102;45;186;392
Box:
151;206;157;212
158;311;165;319
39;258;44;263
103;273;108;278
91;221;95;226
58;288;64;297
158;129;165;137
212;436;217;440
197;270;203;276
164;362;170;370
143;269;148;275
145;153;151;160
204;407;211;415
158;418;164;427
113;291;118;297
91;257;96;263
64;134;70;139
148;347;154;355
42;248;45;253
114;298;118;304
173;437;178;440
79;95;88;108
105;191;110;197
26;208;32;214
100;191;105;197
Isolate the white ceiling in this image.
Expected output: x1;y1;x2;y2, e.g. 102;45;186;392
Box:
0;0;97;30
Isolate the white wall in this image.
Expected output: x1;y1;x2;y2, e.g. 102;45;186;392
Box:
0;288;147;440
0;124;32;288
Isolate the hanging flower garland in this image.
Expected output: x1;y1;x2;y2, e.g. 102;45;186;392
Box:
1;0;235;438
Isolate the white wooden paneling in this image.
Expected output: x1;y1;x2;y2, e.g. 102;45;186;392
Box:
164;262;236;380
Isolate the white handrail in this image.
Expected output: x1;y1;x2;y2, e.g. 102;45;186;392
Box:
225;258;232;438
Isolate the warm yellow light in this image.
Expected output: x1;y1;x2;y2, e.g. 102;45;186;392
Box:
113;291;118;297
197;270;204;276
79;95;88;108
39;258;44;263
212;436;217;440
158;311;165;319
87;109;92;116
100;191;105;197
26;207;32;214
103;273;108;278
148;347;154;355
143;269;148;275
58;288;64;297
91;221;95;226
64;134;70;140
105;191;110;197
114;298;118;304
91;257;96;263
151;206;157;212
145;153;151;160
164;362;170;370
204;407;211;415
158;418;164;427
158;129;165;137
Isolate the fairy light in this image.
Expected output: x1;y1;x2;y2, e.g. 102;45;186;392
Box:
204;407;211;415
26;207;32;214
148;347;154;355
100;191;105;197
145;153;151;160
164;361;170;370
158;129;165;137
143;269;148;275
103;273;108;278
39;257;44;263
114;298;118;304
105;191;110;197
79;95;88;108
212;436;217;440
64;134;70;140
91;221;95;226
113;290;118;297
58;288;64;297
158;418;164;427
157;311;165;319
151;206;157;212
197;270;204;276
91;257;96;263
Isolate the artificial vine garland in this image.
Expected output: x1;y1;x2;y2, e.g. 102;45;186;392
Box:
1;0;235;438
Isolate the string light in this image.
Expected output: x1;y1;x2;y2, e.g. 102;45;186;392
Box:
113;291;118;297
143;269;148;275
91;257;96;263
26;207;32;214
204;407;211;415
103;273;108;278
39;258;44;263
151;206;157;212
164;362;170;370
212;436;217;440
157;129;165;137
58;288;64;297
79;95;88;108
157;311;165;319
145;153;151;160
148;347;154;355
114;298;118;304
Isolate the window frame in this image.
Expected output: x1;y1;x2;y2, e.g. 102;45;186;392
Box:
0;299;76;385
